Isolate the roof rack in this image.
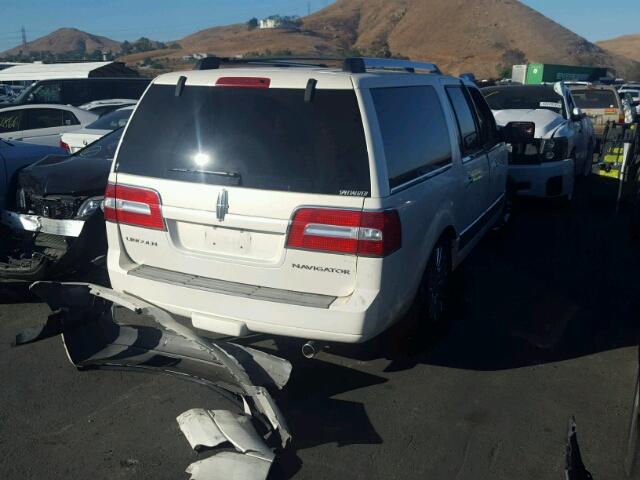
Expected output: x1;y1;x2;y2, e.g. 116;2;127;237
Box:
342;57;441;74
193;55;441;75
194;56;343;71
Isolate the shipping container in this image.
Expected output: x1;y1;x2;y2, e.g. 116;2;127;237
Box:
511;63;611;84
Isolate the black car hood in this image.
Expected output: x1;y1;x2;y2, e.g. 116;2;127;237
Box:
19;154;112;197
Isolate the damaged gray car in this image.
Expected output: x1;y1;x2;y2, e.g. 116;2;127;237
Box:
0;129;121;280
14;281;293;480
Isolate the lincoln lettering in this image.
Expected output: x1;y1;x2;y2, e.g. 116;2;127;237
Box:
126;236;158;247
292;263;351;275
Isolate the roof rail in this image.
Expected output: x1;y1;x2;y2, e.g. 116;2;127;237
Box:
194;56;343;70
342;57;441;74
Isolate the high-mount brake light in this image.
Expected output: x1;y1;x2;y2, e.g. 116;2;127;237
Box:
286;208;401;257
103;182;165;230
215;77;271;88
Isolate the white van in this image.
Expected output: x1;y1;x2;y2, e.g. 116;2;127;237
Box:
105;57;527;344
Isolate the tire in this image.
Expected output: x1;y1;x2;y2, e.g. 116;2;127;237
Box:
583;142;594;177
414;239;452;327
632;190;640;239
493;181;516;232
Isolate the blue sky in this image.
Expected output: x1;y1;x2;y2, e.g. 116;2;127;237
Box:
0;0;637;52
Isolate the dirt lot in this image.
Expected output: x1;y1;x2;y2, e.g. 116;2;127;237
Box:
1;174;639;480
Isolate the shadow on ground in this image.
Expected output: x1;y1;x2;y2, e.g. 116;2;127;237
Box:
319;174;640;373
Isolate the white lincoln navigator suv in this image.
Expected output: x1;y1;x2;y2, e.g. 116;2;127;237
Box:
105;57;526;344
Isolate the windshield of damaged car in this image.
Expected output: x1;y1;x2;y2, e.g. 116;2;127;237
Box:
482;86;566;116
76;128;123;160
571;89;618;109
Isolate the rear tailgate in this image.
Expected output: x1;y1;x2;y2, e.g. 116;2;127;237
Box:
111;76;372;298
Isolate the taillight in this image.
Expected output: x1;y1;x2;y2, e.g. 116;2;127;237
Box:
103;182;165;230
215;77;270;88
286;208;401;257
59;139;70;153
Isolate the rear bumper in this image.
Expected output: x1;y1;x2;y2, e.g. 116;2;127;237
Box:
107;240;386;344
508;158;574;198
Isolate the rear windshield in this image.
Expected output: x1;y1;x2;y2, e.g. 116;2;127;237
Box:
116;84;371;196
482;86;566;116
87;108;132;130
571;89;618;109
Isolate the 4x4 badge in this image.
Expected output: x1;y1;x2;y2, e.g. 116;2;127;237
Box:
216;189;229;221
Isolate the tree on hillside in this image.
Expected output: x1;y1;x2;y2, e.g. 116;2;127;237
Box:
497;48;527;78
247;18;258;30
121;40;132;55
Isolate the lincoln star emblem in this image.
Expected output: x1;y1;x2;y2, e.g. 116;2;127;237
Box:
216;189;229;221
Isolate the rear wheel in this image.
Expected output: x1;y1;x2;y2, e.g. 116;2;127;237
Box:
415;239;452;326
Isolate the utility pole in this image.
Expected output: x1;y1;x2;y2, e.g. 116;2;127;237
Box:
21;26;27;47
307;1;311;16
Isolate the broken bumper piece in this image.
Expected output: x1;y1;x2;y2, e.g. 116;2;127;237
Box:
1;210;85;237
15;282;293;455
178;408;275;479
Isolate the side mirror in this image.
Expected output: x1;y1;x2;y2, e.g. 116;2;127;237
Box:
571;107;584;120
500;121;535;144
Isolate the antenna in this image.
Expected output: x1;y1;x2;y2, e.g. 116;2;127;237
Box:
21;26;27;47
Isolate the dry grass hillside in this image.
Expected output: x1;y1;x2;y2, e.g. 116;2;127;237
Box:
120;0;640;79
1;28;121;56
597;34;640;63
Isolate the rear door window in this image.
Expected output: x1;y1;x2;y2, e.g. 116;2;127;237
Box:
371;85;452;189
117;85;371;196
26;108;63;130
63;110;80;126
446;86;482;156
0;110;24;133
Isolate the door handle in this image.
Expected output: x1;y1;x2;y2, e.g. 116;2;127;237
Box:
465;174;475;186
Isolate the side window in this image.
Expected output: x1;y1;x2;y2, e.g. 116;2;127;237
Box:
0;110;25;133
89;81;115;101
63;110;80;126
27;109;63;130
446;86;481;156
468;87;498;149
371;85;453;189
63;81;90;105
31;82;62;104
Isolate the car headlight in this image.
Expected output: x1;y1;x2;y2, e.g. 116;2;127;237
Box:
540;137;569;162
16;188;26;210
76;196;104;219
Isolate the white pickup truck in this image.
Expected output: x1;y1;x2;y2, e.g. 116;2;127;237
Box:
482;82;595;200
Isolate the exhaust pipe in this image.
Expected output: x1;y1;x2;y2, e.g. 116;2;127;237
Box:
301;341;318;359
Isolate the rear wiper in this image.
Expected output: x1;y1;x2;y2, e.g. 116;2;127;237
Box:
170;168;242;182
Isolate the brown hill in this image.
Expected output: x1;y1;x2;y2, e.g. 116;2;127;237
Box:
0;28;121;56
121;0;640;80
597;34;640;63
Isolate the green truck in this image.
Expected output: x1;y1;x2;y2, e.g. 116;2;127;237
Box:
511;63;611;84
